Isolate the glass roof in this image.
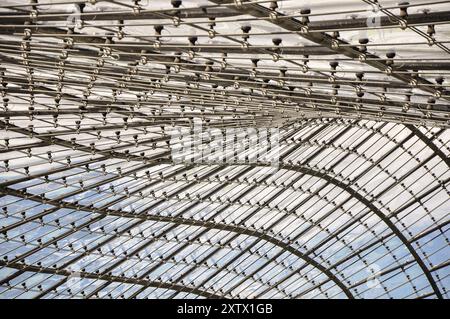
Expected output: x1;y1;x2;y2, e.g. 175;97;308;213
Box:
0;0;449;299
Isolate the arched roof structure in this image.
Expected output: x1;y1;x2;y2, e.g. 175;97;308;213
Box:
0;0;449;299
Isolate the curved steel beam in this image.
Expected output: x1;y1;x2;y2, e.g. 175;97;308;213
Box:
0;184;354;299
405;125;450;168
2;124;446;298
3;154;446;298
0;260;223;299
270;163;444;299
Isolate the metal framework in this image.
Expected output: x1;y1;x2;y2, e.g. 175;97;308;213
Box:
0;0;449;299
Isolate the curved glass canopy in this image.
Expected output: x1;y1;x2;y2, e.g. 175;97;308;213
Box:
0;0;449;299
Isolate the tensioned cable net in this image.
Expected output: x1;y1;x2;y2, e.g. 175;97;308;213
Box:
0;0;449;299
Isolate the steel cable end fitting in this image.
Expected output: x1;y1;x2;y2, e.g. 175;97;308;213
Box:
398;2;409;30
